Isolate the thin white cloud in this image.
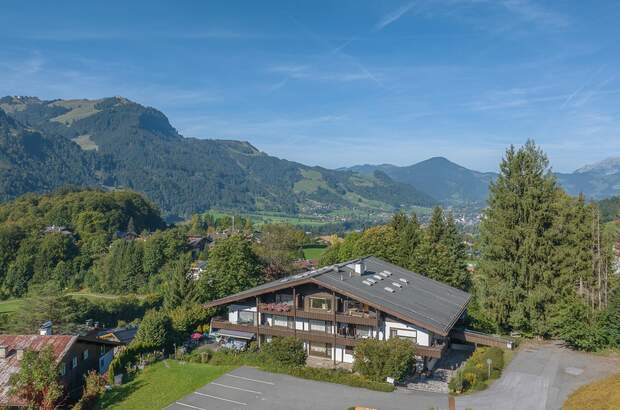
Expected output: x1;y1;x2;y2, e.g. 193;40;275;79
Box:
375;2;416;31
499;0;570;28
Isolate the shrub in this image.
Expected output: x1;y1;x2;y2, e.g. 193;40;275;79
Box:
449;347;506;394
194;342;393;392
169;304;212;340
260;336;306;367
133;309;174;351
353;338;416;382
73;371;106;410
107;342;160;384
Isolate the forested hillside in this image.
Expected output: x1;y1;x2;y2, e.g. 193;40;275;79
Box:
0;188;167;297
0;96;434;218
597;196;620;223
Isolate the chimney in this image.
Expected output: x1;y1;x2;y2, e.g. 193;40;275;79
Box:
0;346;6;359
39;321;52;336
354;261;365;276
16;348;24;360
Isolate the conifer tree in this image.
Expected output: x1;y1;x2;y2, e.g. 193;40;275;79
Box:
163;254;198;310
478;140;561;333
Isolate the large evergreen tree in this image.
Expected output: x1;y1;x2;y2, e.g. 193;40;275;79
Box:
163;254;198;310
479;141;566;334
418;207;470;290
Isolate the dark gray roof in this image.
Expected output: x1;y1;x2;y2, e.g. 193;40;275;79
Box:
205;256;471;336
316;257;471;336
97;327;138;344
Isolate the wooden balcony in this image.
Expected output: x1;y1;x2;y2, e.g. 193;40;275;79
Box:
211;318;447;358
211;319;256;334
258;305;376;326
415;342;448;359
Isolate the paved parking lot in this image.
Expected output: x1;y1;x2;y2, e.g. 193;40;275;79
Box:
167;366;447;410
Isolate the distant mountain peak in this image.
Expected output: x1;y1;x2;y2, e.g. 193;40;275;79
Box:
575;157;620;175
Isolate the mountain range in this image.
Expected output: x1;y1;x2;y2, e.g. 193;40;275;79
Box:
344;156;620;206
1;95;619;219
0;96;434;219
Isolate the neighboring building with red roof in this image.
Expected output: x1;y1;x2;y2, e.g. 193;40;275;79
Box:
0;334;118;407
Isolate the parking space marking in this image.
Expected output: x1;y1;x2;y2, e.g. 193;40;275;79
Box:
211;382;263;394
225;374;275;385
194;392;248;406
174;402;207;410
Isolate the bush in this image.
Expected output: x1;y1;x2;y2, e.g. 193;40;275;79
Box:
353;338;416;382
73;371;106;410
193;340;394;392
283;366;394;392
260;337;306;367
449;347;506;394
133;309;174;351
169;304;212;340
107;342;161;384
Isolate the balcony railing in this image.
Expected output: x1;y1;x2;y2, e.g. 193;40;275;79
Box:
212;318;448;358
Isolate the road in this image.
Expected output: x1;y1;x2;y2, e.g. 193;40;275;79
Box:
457;342;620;410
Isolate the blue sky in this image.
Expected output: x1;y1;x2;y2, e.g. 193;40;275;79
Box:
1;1;619;172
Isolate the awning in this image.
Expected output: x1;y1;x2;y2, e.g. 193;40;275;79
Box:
216;329;256;340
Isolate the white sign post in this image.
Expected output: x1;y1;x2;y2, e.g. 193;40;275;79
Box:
486;358;492;378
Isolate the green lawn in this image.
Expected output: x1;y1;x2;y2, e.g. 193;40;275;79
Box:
303;245;327;260
96;361;235;410
0;298;26;314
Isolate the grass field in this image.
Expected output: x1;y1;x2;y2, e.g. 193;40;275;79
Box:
95;361;235;410
563;372;620;410
0;298;26;314
302;245;327;260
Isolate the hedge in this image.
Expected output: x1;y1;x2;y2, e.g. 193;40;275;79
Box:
180;340;394;393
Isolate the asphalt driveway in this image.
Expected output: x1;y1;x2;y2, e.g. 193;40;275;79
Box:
167;366;447;410
457;342;620;410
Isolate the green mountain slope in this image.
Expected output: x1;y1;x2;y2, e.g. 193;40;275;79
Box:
0;107;98;200
346;157;496;206
0;96;435;218
347;157;620;206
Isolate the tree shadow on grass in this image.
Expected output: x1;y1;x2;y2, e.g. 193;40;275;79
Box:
95;380;146;409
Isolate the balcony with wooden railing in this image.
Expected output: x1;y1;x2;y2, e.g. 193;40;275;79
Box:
258;302;377;326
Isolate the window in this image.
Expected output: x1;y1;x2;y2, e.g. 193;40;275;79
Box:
345;346;354;355
275;293;293;304
238;310;255;325
309;297;331;311
83;349;89;360
309;342;331;357
390;328;417;344
59;362;66;377
273;315;288;328
355;325;372;339
72;356;78;369
309;320;326;332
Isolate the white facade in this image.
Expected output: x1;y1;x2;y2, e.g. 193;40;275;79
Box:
226;307;436;365
382;319;431;347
